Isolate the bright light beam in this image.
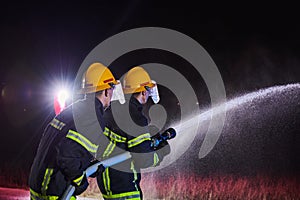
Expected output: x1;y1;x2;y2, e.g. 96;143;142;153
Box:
54;88;70;115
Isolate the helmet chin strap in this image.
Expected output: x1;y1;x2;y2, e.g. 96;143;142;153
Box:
103;104;109;111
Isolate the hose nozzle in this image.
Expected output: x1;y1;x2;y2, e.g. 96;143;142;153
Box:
151;128;176;149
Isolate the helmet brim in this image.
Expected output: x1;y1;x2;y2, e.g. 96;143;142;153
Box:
77;80;118;94
123;82;155;94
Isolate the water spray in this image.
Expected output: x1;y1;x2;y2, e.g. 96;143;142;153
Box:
142;83;299;173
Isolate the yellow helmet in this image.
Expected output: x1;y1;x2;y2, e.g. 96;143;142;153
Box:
79;63;118;94
123;66;160;103
123;66;155;94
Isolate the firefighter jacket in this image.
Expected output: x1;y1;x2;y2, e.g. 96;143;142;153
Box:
29;97;110;199
97;97;170;200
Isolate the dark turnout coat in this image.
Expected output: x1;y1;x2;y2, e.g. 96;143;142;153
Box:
97;97;170;200
29;98;110;199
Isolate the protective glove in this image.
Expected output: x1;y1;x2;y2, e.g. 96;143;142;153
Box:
73;175;89;195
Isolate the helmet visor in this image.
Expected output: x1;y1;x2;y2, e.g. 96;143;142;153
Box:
146;80;160;104
111;80;125;104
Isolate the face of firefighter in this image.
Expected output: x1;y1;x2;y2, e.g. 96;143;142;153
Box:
140;90;150;104
102;87;114;109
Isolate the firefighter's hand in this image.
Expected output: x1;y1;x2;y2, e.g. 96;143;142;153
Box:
73;175;89;195
157;140;170;151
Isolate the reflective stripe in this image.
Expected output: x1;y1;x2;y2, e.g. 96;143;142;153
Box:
103;140;116;158
102;191;141;199
30;188;76;200
128;133;151;148
50;118;66;130
103;168;112;195
153;152;160;166
73;173;84;186
103;127;127;143
130;161;138;191
66;130;98;154
41;168;53;195
30;188;59;200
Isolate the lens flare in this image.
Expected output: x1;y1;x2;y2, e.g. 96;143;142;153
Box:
54;89;69;115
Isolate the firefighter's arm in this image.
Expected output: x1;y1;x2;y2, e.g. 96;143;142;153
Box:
130;126;175;167
56;137;93;194
150;127;175;164
127;134;168;168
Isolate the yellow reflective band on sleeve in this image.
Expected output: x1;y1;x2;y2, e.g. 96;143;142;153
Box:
103;140;116;158
73;173;84;186
102;191;141;199
102;168;112;195
50;118;66;130
153;152;160;167
103;127;127;143
41;168;53;195
128;133;151;148
66;130;98;154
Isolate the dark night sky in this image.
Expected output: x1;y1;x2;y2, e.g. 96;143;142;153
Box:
0;1;299;173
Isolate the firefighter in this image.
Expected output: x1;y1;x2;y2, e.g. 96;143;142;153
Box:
29;63;124;199
96;66;171;200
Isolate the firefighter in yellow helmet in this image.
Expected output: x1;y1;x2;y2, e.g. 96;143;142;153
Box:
29;63;124;199
96;66;171;200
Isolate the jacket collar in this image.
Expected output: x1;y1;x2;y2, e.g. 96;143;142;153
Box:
130;96;143;110
95;97;104;116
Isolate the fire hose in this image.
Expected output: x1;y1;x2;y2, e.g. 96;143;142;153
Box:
61;152;132;200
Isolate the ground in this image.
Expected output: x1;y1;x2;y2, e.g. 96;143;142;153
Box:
0;187;97;200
